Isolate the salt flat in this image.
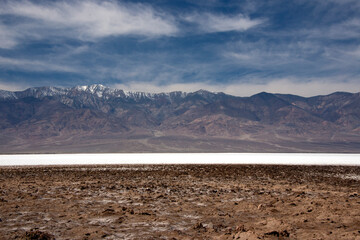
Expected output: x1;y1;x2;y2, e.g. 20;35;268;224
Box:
0;153;359;166
1;164;359;239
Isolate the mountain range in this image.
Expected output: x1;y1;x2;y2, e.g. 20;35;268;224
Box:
1;84;360;153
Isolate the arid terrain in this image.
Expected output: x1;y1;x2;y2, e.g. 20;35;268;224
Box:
1;86;360;153
0;165;359;239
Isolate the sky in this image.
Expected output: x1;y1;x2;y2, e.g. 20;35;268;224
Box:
0;0;359;96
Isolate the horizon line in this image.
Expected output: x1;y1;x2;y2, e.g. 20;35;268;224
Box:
1;84;359;99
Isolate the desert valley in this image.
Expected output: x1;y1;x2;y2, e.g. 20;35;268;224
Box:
0;164;359;240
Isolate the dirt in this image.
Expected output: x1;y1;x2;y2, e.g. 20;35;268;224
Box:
0;164;359;239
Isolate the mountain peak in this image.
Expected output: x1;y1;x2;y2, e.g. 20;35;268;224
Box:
194;89;217;97
251;91;277;100
73;84;109;97
74;84;106;91
253;91;272;96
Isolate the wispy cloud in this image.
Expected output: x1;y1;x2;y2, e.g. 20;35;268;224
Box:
0;0;359;97
304;18;360;41
0;56;77;72
222;39;316;73
185;13;264;33
0;0;177;48
0;24;18;49
221;27;360;80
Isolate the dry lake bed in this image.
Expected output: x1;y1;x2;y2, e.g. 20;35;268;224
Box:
0;159;359;239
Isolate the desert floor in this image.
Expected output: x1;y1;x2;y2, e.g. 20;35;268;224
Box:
0;164;359;240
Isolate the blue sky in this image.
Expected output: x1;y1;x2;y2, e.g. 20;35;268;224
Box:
0;0;359;96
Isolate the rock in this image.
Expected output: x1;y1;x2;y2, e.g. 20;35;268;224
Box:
102;208;115;214
281;230;290;237
140;212;151;216
24;230;55;240
213;223;227;232
117;216;126;224
193;222;206;232
265;231;280;237
233;231;259;240
225;227;233;235
264;230;290;238
235;224;246;232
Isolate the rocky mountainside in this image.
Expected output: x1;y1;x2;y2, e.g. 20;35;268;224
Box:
1;84;360;153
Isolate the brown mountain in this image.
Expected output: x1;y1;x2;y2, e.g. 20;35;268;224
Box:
1;85;359;153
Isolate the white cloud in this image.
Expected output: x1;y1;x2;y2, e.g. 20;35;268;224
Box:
221;41;308;72
0;24;18;49
185;13;263;33
346;46;360;58
0;81;31;91
112;78;360;97
0;56;77;72
222;37;360;78
303;17;360;41
0;0;177;46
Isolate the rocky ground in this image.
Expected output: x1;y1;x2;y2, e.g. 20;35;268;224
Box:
0;164;359;240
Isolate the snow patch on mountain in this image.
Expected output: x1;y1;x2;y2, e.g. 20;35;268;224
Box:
0;90;17;100
0;84;195;102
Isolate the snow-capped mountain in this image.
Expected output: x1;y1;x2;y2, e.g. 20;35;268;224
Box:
0;85;360;153
0;84;189;101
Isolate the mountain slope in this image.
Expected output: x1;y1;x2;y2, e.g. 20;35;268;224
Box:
0;85;359;153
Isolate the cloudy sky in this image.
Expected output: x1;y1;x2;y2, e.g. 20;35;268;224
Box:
0;0;359;96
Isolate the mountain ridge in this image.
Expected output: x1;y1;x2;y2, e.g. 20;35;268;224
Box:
2;84;358;101
1;85;360;153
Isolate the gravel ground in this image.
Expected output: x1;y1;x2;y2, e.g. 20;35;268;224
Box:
0;164;359;239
